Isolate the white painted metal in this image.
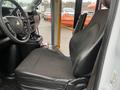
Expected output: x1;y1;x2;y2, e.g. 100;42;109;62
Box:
98;1;120;90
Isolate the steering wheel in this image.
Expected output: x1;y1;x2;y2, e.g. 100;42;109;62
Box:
0;0;31;43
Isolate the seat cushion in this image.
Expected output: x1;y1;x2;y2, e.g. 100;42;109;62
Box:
16;48;75;90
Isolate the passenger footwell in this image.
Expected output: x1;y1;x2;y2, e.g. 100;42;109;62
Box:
0;78;21;90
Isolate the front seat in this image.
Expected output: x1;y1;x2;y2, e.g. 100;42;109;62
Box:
15;0;110;89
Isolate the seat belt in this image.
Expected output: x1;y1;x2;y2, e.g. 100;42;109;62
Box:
74;13;87;34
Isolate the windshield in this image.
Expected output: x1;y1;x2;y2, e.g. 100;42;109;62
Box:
16;0;33;7
16;0;42;10
2;0;16;8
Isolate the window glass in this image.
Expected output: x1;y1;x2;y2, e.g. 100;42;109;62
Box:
39;0;75;56
81;0;97;27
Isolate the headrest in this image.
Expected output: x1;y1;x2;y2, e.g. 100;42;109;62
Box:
101;0;111;8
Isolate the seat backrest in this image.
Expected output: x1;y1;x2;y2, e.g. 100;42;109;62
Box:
70;0;111;77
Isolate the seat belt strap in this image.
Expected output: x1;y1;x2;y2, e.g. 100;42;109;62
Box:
74;13;87;34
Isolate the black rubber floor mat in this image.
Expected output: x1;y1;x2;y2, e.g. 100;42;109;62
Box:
0;78;21;90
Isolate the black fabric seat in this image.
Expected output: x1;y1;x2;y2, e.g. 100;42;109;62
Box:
16;48;74;90
15;0;111;89
16;48;74;79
